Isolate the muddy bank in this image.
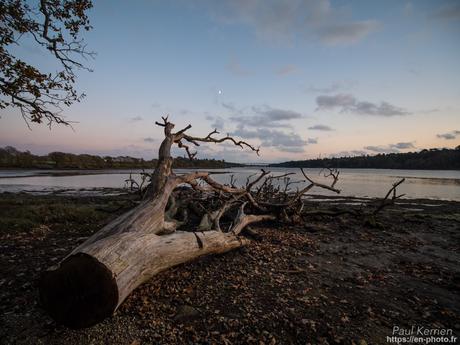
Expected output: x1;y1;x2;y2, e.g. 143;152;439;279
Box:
0;191;458;344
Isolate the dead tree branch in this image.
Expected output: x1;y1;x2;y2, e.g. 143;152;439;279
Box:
40;116;348;329
372;178;405;215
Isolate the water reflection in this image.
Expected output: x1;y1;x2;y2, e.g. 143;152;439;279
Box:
0;168;459;201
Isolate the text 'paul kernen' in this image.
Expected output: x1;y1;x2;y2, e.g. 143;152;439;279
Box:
386;326;457;344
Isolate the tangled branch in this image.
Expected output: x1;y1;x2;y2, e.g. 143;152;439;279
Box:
154;116;260;160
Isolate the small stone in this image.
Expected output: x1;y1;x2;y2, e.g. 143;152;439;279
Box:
173;305;200;321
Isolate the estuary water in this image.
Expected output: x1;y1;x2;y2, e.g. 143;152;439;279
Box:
0;168;459;201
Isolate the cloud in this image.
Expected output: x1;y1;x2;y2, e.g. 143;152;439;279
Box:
143;137;155;143
307;138;318;144
306;80;356;94
437;133;455;140
364;145;399;154
129;116;143;122
331;150;367;157
210;0;379;45
190;145;255;163
364;142;415;154
99;145;155;159
304;80;358;94
228;104;304;128
253;106;303;121
226;58;252;76
437;130;460;140
232;125;308;153
389;142;415;149
317;93;356;108
308;124;334;131
221;102;241;113
430;3;460;21
317;20;380;45
205;115;225;130
316;93;410;116
353;102;410;116
276;64;300;76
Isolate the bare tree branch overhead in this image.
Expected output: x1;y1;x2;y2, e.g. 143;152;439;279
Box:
0;0;94;127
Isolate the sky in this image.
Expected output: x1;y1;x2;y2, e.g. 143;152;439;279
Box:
1;0;460;163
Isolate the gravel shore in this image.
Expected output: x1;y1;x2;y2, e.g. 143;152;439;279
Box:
0;192;458;344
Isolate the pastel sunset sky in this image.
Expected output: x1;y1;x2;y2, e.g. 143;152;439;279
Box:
1;0;459;163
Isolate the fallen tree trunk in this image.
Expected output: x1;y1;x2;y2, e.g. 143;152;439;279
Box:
39;228;252;328
39;117;275;328
39;171;273;329
39;116;338;328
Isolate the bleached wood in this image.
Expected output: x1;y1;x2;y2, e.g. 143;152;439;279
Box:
39;117;267;328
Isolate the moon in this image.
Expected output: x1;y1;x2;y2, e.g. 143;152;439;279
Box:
218;90;222;95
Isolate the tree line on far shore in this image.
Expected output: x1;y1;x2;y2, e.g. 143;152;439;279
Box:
2;146;459;170
270;147;460;170
0;147;241;169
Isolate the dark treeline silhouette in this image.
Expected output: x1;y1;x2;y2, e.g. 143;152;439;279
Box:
0;147;241;169
270;147;460;170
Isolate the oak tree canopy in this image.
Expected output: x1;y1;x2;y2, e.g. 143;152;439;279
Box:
0;0;93;127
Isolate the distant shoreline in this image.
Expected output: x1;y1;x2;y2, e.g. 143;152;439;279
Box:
270;147;460;170
2;146;459;171
0;146;243;170
0;168;234;179
1;166;460;174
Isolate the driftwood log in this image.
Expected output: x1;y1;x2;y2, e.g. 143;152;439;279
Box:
39;116;340;328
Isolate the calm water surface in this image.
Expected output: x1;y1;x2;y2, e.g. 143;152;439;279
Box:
0;168;459;201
